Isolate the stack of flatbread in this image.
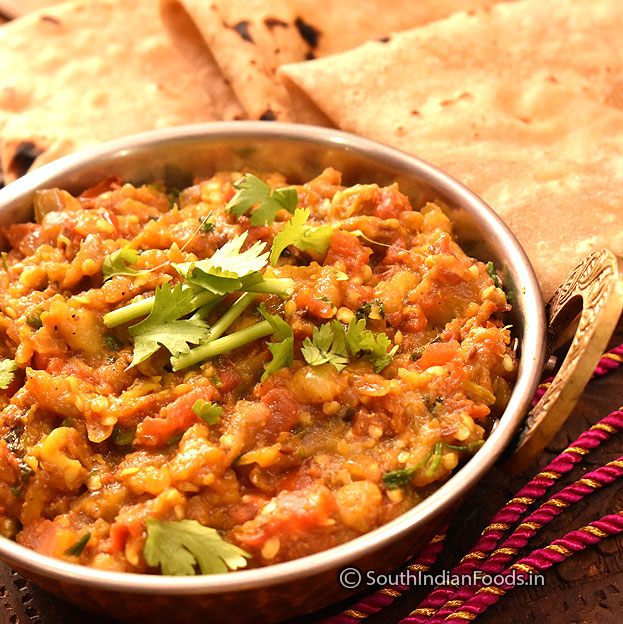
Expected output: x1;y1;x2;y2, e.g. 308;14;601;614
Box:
0;0;621;298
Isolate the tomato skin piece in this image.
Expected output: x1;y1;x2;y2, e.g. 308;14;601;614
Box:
323;231;371;277
135;386;215;447
234;485;336;550
373;185;411;220
415;340;460;371
260;388;300;439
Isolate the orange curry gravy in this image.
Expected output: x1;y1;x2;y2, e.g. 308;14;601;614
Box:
0;168;515;572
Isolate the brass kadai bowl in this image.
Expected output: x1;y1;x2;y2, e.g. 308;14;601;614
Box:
0;122;620;623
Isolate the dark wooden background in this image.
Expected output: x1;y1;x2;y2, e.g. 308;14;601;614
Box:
2;321;622;623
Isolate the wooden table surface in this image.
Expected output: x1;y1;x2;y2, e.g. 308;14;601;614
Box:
1;322;622;624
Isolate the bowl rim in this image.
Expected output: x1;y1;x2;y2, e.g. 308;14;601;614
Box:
0;121;545;594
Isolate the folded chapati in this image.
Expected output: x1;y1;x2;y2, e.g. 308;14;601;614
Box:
159;0;505;121
279;0;623;298
0;0;65;18
0;0;218;183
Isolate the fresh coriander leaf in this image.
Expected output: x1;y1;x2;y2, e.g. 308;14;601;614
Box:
301;322;348;372
212;372;223;388
102;248;149;282
270;207;333;265
345;318;398;372
167;188;181;209
356;299;384;321
486;261;503;289
383;448;435;489
128;283;209;368
174;232;269;296
167;432;183;446
192;399;222;425
1;252;8;271
201;220;215;233
144;518;250;575
65;532;91;556
258;304;294;381
443;440;485;453
0;359;17;389
104;334;124;351
425;442;443;477
226;174;297;226
382;466;417;490
112;426;135;446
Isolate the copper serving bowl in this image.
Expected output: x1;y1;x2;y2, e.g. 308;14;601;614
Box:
0;122;619;623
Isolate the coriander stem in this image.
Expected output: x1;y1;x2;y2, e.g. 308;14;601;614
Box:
171;320;272;371
206;292;256;343
190;297;221;321
103;296;155;328
245;278;293;297
104;288;219;328
103;278;292;328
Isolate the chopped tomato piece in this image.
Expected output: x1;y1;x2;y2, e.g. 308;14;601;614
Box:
416;339;459;370
135;385;214;447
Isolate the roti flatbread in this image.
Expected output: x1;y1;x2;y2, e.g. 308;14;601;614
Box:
0;0;218;183
0;0;66;18
159;0;506;121
160;0;309;121
279;0;623;298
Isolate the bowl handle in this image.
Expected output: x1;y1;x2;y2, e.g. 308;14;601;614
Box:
504;249;623;474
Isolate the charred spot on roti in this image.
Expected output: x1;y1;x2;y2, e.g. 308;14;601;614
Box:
231;20;253;43
410;109;421;116
378;36;391;43
294;17;320;49
9;141;44;179
305;51;316;61
39;15;61;26
264;17;289;30
260;109;276;121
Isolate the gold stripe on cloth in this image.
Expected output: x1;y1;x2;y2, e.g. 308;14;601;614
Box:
411;607;437;616
407;563;428;572
379;588;402;598
608;460;623;469
444;599;465;608
547;498;570;508
517;521;542;531
603;353;623;362
492;547;517;556
481;523;510;533
535;471;561;480
546;544;573;557
509;497;535;505
564;446;590;455
431;533;447;544
463;551;487;560
511;563;537;574
579;525;608;538
343;609;368;619
592;422;618;433
479;586;506;596
446;610;477;620
577;478;602;489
